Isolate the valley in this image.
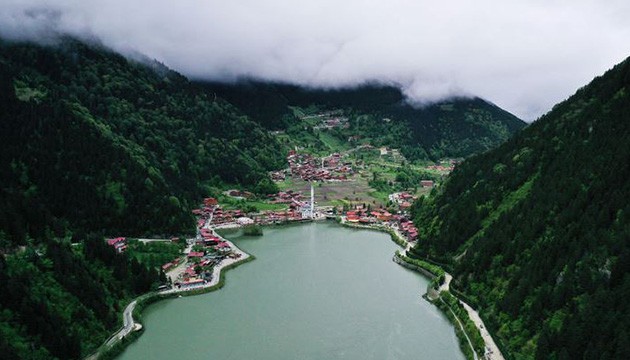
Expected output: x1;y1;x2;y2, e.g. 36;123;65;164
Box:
0;36;628;360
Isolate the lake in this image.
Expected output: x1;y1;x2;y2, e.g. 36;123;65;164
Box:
117;222;464;360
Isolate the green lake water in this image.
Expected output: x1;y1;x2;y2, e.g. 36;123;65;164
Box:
117;222;464;360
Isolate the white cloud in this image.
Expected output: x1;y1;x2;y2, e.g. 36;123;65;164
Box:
1;0;629;120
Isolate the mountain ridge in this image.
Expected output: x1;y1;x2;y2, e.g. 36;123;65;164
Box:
409;56;630;359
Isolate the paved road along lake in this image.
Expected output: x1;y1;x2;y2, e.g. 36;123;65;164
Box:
117;222;464;360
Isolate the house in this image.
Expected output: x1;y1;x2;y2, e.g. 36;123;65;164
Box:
187;251;205;259
204;197;218;206
106;237;127;253
421;180;434;188
377;211;392;222
180;278;205;289
237;217;254;225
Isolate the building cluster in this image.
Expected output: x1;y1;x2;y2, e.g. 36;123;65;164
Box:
388;192;418;211
174;198;245;290
252;210;308;224
344;208;419;242
191;197;247;227
267;190;303;204
398;218;419;242
345;208;393;224
426;159;459;173
106;237;127;253
287;150;353;182
161;257;183;272
313;117;349;130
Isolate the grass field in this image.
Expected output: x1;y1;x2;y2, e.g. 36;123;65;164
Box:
277;177;384;207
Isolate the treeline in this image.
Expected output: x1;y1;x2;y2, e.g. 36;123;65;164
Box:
0;39;286;241
0;233;161;359
409;57;630;358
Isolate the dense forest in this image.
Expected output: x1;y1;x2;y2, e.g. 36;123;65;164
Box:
201;80;526;161
409;57;630;358
0;39;286;240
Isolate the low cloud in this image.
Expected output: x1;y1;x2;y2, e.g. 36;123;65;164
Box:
2;0;629;120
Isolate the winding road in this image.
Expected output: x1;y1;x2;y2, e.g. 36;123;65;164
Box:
105;300;139;347
395;224;503;360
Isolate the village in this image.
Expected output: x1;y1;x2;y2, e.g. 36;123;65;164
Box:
271;150;354;182
104;186;423;293
102;142;454;293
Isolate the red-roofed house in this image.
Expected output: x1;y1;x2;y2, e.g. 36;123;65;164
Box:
187;251;205;259
204;197;218;206
106;237;127;253
181;278;205;289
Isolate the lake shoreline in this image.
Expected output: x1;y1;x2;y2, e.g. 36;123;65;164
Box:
89;230;255;360
340;217;503;360
92;219;494;360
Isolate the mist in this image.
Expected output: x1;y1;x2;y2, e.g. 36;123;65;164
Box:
2;0;629;120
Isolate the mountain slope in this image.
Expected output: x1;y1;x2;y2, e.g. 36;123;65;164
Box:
0;39;285;240
201;81;526;160
0;40;286;358
409;58;630;358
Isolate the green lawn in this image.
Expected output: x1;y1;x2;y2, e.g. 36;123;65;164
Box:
316;131;351;153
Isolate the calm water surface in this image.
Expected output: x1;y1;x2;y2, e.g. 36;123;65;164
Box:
117;222;464;360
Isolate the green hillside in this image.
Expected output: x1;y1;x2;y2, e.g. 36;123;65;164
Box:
409;58;630;358
0;39;287;359
201;81;526;161
0;39;285;240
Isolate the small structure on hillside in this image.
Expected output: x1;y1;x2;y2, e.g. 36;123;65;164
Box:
106;237;127;253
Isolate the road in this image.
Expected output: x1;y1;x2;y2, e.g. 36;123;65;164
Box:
393;222;503;360
137;238;170;244
461;301;505;360
105;299;138;347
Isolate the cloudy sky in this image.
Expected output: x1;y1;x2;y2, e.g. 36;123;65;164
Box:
2;0;629;120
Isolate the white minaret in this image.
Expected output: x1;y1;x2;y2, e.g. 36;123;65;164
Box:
301;183;316;219
310;183;315;219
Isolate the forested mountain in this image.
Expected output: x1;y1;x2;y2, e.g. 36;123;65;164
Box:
201;81;526;160
0;39;285;240
409;57;630;358
0;39;286;359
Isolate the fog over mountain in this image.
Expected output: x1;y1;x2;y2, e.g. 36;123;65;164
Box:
2;0;629;121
